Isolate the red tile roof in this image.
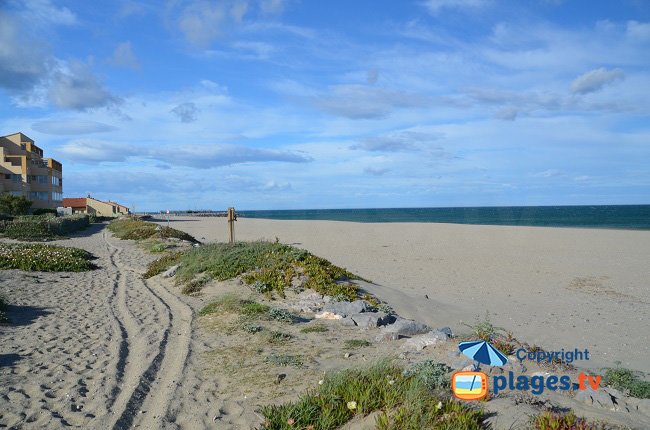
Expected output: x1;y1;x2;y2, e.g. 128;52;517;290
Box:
62;197;87;208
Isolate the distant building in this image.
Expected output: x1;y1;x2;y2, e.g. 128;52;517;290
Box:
62;196;130;217
0;132;63;210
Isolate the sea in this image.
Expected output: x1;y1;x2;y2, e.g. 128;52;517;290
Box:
238;205;650;230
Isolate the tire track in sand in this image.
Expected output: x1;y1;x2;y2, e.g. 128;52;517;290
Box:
102;232;192;429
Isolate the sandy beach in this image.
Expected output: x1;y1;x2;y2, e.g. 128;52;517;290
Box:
2;218;650;429
163;216;650;373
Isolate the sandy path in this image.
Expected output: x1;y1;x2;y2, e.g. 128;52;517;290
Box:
0;226;195;429
156;216;650;374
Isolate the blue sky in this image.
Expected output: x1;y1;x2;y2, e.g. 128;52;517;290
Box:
1;0;648;211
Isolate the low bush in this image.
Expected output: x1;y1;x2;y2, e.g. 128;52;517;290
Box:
108;218;198;243
0;243;95;272
142;252;182;279
260;361;484;430
32;208;57;216
344;339;372;349
531;411;601;430
300;323;329;333
264;353;303;368
173;241;362;300
0;214;89;240
604;367;650;399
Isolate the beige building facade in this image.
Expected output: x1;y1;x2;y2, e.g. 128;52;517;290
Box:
63;196;130;217
0;132;63;210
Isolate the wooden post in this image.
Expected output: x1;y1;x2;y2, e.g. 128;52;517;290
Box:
227;207;236;243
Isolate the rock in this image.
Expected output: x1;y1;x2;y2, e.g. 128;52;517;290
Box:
275;374;286;384
340;317;357;326
462;364;478;372
315;311;343;320
381;317;430;337
575;387;617;410
447;350;461;358
437;326;453;337
375;332;400;342
162;265;179;278
451;360;473;370
344;352;350;358
350;312;388;328
400;330;449;351
322;300;371;318
502;360;527;373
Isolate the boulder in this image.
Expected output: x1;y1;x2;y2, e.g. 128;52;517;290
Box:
350;312;388;328
162;265;179;278
637;398;650;415
375;332;400;342
400;330;449;351
437;326;453;337
322;300;371;318
340;317;357;326
382;317;430;337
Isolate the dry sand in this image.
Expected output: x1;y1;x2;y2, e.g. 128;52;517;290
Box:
161;216;650;374
2;218;650;429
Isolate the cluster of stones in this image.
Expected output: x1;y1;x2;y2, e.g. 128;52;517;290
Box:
290;292;452;352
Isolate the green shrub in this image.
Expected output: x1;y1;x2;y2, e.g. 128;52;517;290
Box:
268;308;296;323
0;193;32;215
531;411;601;430
0;243;95;272
344;339;372;349
242;323;264;333
108;218;198;243
142;252;182;279
604;367;650;399
267;330;294;344
0;214;89;240
260;361;484;430
241;301;271;316
173;241;363;300
264;353;303;368
402;361;452;391
181;277;208;295
32;208;57;216
300;323;329;333
199;293;243;316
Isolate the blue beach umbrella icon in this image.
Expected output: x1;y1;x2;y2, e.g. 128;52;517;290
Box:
458;340;508;367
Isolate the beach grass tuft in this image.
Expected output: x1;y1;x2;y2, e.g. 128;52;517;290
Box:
531;411;602;429
0;243;95;272
259;360;484;430
142;252;182;279
603;366;650;399
300;323;329;333
344;339;372;349
264;353;303;367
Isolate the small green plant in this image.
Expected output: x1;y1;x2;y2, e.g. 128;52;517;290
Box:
462;311;516;354
241;301;271;316
300;323;328;333
531;411;600;430
242;323;264;333
198;293;245;316
108;218;197;242
181;277;208;295
344;339;372;349
604;366;650;399
0;243;95;272
402;361;452;391
267;330;294;344
259;361;484;430
268;308;296;323
143;252;182;279
265;353;303;367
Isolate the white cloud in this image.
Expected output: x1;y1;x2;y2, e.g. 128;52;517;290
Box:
313;85;430;119
108;41;140;70
170;102;199;122
352;131;444;152
31;119;117;135
11;0;77;26
48;61;120;110
570;67;625;94
57;139;137;162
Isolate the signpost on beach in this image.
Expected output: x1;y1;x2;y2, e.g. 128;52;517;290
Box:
227;207;237;243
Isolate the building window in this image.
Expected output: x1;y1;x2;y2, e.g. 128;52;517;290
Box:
10;191;23;197
51;176;61;186
10;174;22;183
28;191;48;201
52;192;63;201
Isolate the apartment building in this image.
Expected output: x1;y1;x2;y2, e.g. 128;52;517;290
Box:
0;132;63;210
62;196;130;217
